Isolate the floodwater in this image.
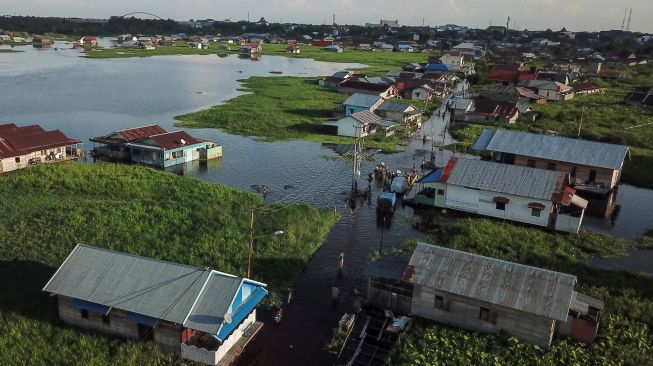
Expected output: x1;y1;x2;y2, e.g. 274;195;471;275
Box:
2;40;653;365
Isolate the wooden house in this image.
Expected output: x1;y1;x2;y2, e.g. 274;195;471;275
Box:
365;256;413;315
0;123;81;174
517;80;574;101
342;93;385;116
374;100;422;127
337;80;398;98
404;243;603;347
90;125;222;168
43;244;267;365
322;111;386;138
452;97;520;124
414;157;588;234
473;129;629;192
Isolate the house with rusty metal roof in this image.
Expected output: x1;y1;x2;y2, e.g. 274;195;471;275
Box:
403;243;603;347
91;125;221;168
337;79;398;98
414;157;588;233
43;244;267;365
473;129;629;193
0;123;81;174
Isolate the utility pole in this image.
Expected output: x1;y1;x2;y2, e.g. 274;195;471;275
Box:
333;14;335;26
247;209;254;278
577;106;585;138
350;124;364;206
247;12;250;23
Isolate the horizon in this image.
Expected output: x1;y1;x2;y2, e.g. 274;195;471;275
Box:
1;0;652;34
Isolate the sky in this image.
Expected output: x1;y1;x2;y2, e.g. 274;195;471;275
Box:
2;0;652;33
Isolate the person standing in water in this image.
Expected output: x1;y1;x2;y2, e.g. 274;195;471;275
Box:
338;250;344;273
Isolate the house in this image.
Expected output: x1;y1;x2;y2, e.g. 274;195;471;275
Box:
375;100;422;126
518;80;574;101
43;244;267;366
440;50;465;70
358;43;372;51
0;123;81;174
452;42;484;60
479;85;547;105
90;125;222;168
423;63;455;73
488;66;537;86
570;81;605;95
0;34;11;43
322;111;387;137
454;97;520;124
79;36;98;47
365;256;413;315
337;80;398;98
323;45;343;53
415;157;588;233
365;19;401;28
286;44;300;54
319;70;353;89
404;243;603;346
32;35;52;46
473;129;629;192
396;44;414;53
402;63;423;72
342;93;385;116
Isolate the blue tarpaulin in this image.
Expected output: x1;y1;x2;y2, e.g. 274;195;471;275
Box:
71;299;110;315
125;312;158;327
216;286;267;341
417;168;444;183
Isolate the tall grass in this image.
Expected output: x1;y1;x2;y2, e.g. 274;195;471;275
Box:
0;163;338;365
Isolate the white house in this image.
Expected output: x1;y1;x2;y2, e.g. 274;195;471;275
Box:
518;80;574;101
323;110;385;138
440;50;465;70
427;157;587;234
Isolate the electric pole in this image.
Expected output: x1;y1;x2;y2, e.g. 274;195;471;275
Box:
350;124;364;207
626;8;632;32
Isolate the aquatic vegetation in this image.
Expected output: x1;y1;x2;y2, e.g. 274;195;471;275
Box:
0;163;338;365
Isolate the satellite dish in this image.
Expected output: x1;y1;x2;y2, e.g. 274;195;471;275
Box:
180;138;186;145
224;313;232;324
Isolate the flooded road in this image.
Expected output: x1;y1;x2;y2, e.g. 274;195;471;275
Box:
2;41;653;365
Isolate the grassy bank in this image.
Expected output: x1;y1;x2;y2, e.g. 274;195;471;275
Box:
0;163;338;365
85;42;432;76
387;218;653;365
175;76;403;152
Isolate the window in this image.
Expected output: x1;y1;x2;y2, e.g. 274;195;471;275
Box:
437;189;445;196
81;309;89;319
415;92;421;98
435;295;444;309
495;202;506;211
15;157;20;163
589;169;597;182
479;307;490;321
571;166;577;178
172;151;184;159
547;162;557;171
527;159;536;168
531;208;541;217
102;314;110;324
40;150;46;155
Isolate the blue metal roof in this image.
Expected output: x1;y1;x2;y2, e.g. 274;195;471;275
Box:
472;129;496;151
417;168;443;183
425;63;455;72
217;287;267;341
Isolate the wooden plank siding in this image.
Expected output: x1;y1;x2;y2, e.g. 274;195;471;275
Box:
412;285;555;347
512;155;620;189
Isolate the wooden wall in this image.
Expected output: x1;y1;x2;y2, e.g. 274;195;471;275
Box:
411;285;555;347
512;155;620;188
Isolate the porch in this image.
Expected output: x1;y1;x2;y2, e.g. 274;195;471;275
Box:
180;321;263;366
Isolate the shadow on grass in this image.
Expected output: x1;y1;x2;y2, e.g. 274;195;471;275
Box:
0;260;58;321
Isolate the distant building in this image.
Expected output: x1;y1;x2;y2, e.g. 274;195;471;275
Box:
43;244;267;365
366;19;401;28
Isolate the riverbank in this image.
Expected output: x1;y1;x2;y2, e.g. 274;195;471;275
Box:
175;76;405;153
0;163;338;365
85;43;432;76
387;218;653;365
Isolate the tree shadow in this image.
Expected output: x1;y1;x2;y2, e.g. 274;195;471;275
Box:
0;260;58;321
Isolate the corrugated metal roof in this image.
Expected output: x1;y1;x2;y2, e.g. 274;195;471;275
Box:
351;111;382;125
472;129;496;151
443;158;564;200
408;243;576;321
343;93;383;108
366;256;410;279
0;129;81;159
377;101;414;113
43;244;263;334
479;129;629;170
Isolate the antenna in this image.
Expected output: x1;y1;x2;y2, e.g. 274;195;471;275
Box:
621;6;627;31
626;8;632;32
332;14;335;26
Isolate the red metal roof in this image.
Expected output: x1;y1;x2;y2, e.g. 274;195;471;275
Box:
0;129;81;159
0;124;46;137
91;125;167;145
136;131;202;150
439;157;458;183
339;80;394;93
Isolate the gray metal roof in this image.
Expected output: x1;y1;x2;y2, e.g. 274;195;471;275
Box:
343;93;383;108
444;158;564;200
377;101;415;113
351;110;382;125
476;129;629;170
366;256;410;279
408;243;576;321
43;244;257;333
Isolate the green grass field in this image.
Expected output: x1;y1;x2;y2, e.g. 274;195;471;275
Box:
175;76;408;152
387;218;653;365
0;163;338;365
